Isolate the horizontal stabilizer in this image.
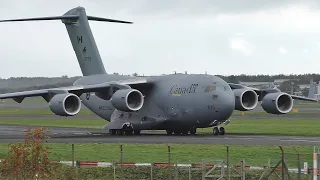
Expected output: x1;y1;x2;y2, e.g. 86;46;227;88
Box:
87;16;132;24
0;15;132;24
0;15;79;22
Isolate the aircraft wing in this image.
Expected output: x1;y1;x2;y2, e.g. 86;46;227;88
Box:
0;77;150;103
228;83;318;102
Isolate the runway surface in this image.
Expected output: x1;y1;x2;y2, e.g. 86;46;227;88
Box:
0;124;319;145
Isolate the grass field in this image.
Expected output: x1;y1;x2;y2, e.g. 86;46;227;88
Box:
0;108;94;116
0;142;316;167
0;118;105;128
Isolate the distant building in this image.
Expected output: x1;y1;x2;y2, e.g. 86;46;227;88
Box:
298;84;310;89
273;78;299;84
308;79;320;100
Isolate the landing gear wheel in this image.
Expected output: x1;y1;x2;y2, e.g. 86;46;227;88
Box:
190;127;197;135
125;129;133;135
219;127;225;135
134;130;141;135
181;129;189;135
109;129;116;135
116;129;124;135
174;129;182;135
166;129;173;135
213;127;219;136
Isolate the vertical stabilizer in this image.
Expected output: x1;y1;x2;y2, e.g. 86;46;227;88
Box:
62;7;106;76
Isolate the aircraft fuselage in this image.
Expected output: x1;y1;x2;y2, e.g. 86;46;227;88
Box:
74;73;235;130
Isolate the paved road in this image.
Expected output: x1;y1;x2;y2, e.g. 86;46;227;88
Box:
0;124;319;145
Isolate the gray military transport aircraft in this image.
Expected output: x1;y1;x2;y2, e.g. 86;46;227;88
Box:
0;7;317;136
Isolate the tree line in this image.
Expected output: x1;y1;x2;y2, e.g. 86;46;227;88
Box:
216;73;320;84
0;73;318;94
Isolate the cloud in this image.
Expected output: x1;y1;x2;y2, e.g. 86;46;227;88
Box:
214;4;320;33
0;1;320;78
235;32;244;36
127;0;318;16
278;47;288;54
228;37;255;56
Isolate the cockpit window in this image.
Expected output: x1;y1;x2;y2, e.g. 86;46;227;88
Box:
204;82;230;92
204;85;216;92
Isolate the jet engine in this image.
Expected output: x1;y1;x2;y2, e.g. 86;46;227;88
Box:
261;92;293;114
49;93;81;116
233;89;258;111
111;89;144;112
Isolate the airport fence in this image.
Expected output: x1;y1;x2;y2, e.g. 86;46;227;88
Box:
0;143;318;180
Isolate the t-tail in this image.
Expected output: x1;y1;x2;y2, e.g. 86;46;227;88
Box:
0;6;132;76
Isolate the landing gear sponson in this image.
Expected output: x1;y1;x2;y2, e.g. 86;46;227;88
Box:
108;126;198;136
108;124;226;136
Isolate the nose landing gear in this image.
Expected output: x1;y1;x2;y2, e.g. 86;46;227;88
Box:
213;126;225;136
212;120;229;136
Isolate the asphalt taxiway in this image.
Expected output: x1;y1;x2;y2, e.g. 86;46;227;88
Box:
0;124;319;145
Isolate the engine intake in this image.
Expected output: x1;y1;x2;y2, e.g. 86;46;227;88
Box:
233;89;258;111
49;93;81;116
111;89;144;112
261;92;293;114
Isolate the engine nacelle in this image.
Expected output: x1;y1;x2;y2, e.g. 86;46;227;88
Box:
261;92;293;114
111;89;144;112
49;93;81;116
233;89;258;111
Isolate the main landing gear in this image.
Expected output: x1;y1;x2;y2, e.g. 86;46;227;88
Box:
212;126;225;136
108;123;141;136
109;129;141;136
166;127;197;135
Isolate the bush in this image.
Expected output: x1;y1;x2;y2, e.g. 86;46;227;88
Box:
0;127;59;179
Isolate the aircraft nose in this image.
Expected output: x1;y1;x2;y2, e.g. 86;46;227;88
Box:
218;90;235;119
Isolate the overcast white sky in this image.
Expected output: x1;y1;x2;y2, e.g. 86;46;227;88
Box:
0;0;320;78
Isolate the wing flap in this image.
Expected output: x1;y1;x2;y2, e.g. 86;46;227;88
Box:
0;89;48;99
290;95;318;102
